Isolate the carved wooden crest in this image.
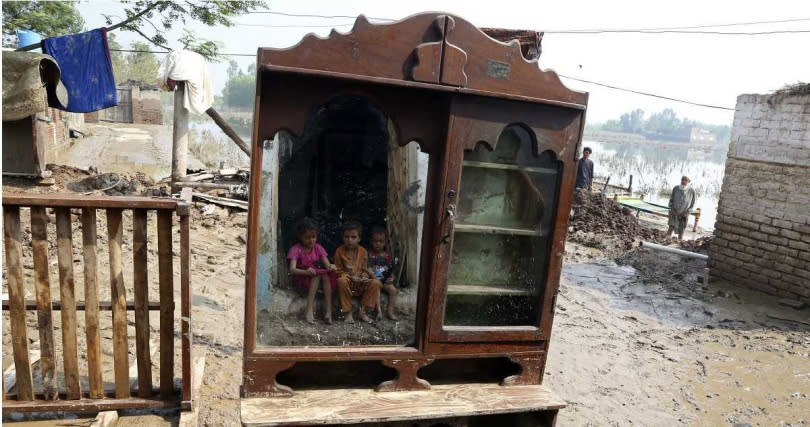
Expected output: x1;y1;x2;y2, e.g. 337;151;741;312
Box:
257;12;586;106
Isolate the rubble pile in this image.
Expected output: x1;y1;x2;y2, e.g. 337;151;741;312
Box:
679;236;713;253
569;189;667;246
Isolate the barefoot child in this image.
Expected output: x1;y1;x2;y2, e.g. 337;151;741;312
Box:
334;221;381;323
287;218;336;324
369;227;398;320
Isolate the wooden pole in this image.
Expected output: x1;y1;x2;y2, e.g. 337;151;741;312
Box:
205;107;251;156
172;82;189;190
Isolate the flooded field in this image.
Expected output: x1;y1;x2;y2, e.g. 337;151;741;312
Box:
585;140;727;230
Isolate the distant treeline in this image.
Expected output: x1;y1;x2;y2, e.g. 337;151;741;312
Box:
587;108;730;143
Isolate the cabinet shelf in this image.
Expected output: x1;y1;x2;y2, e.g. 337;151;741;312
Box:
447;283;537;296
454;223;547;237
462;160;557;174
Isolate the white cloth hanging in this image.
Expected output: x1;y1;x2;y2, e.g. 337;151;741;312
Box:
157;50;213;115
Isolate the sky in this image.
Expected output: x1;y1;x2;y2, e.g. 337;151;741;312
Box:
76;0;810;126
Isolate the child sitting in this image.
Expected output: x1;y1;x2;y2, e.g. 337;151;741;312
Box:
369;227;398;320
333;221;382;323
287;218;336;324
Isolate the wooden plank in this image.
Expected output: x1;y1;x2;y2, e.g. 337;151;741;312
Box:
462;160;557;174
106;208;130;398
2;193;179;210
2;299;163;311
132;209;152;398
1;395;180;413
3;349;40;394
30;206;58;399
447;284;536;296
157;210;175;398
56;207;81;400
240;383;566;426
454;223;546;237
89;410;119;427
179;214;192;404
179;354;206;424
95;411;121;426
82;208;104;398
2;206;34;401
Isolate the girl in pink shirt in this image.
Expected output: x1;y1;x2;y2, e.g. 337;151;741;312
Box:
287;218;336;324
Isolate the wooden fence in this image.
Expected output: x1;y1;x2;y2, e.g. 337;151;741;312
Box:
2;194;194;414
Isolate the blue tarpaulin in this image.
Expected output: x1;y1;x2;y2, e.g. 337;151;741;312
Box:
42;28;117;113
16;29;42;52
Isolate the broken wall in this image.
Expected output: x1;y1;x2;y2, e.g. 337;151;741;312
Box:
709;90;810;303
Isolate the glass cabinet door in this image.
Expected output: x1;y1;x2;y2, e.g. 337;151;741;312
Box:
442;125;560;329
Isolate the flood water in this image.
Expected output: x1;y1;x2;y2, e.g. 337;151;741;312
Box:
584;139;727;230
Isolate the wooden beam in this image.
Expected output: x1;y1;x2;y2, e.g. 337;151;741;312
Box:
2;193;179;210
107;209;130;399
82;208;104;398
56;207;82;399
30;206;58;399
2;395;180;413
206;107;251;156
2;206;34;400
132;209;153;398
158;211;175;398
2;300;163;311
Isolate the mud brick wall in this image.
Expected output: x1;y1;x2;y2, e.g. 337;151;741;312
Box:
710;92;810;303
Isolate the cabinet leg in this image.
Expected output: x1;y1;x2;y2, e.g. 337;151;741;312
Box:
501;355;543;386
376;359;434;392
243;361;295;397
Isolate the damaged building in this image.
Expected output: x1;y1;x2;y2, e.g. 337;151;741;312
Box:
710;85;810;304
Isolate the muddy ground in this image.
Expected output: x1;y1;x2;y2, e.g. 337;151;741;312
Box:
3;162;809;426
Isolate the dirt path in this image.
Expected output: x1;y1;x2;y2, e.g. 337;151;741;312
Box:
55;123;205;180
549;245;809;426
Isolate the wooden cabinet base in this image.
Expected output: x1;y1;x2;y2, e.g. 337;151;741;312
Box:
240;383;564;426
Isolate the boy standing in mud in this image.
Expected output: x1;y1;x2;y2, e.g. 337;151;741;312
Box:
667;175;696;240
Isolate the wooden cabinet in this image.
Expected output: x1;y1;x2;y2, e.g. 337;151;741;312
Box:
241;12;587;411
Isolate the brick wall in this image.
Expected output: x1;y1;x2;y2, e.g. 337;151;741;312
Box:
709;91;810;303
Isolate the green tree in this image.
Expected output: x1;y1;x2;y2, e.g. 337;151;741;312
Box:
222;74;255;109
125;42;160;84
2;1;85;47
13;1;266;62
108;33;128;79
227;59;241;79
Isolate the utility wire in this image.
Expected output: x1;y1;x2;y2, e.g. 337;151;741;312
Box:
241;12;810;33
113;48;736;111
558;74;735;110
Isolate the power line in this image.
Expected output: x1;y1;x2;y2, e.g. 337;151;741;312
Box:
111;48;255;57
241;11;810;33
558;74;735;110
112;49;736;111
544;29;810;35
543;17;810;32
248;11;395;21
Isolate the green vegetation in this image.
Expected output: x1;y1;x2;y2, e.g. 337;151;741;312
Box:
2;1;85;47
108;34;161;85
222;63;255;109
598;108;730;143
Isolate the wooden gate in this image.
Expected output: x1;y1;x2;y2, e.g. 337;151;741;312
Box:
99;88;133;123
2;193;195;414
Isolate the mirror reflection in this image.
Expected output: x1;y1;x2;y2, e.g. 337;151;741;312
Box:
256;95;428;346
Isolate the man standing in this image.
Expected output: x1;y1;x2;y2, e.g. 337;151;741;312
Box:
667;176;696;240
575;147;594;191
